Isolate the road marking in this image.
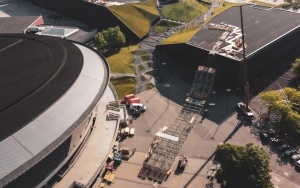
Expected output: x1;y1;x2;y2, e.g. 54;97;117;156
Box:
284;172;289;176
274;177;280;182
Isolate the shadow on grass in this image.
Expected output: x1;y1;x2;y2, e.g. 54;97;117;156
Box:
102;48;121;57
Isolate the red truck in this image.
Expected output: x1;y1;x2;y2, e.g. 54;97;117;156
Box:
122;94;140;105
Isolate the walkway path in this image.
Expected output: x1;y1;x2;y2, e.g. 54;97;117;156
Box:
53;86;119;188
133;0;223;94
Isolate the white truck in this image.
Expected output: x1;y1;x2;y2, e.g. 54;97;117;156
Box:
130;103;146;114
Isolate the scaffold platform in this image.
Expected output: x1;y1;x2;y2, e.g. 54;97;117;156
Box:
138;66;216;182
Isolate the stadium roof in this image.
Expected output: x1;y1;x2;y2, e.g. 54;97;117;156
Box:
0;34;109;184
188;5;300;60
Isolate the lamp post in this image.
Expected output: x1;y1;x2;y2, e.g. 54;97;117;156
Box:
162;62;166;83
226;89;231;113
165;83;170;109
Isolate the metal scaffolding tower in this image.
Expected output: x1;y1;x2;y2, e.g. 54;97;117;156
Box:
189;66;216;100
138;66;216;183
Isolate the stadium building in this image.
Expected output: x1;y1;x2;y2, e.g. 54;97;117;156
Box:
0;33;111;188
158;5;300;91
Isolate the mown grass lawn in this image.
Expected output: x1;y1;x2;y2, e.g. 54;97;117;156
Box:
105;45;138;74
111;77;136;99
154;20;180;34
161;0;209;22
108;0;159;38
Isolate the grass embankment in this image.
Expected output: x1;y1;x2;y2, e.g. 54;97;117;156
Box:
161;26;201;44
140;50;151;61
253;1;276;7
105;45;138;74
108;0;159;38
111;77;136;99
161;1;237;45
161;0;209;22
154;20;180;34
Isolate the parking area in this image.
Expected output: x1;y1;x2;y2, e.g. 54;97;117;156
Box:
98;66;300;188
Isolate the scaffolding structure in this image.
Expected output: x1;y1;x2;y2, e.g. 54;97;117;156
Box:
268;109;282;127
189;66;216;101
138;66;216;183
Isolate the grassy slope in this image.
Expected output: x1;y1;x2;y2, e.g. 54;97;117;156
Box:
108;0;159;38
253;1;276;7
106;45;138;74
161;26;201;44
162;0;209;22
111;77;136;99
154;20;180;34
132;0;159;15
161;2;237;45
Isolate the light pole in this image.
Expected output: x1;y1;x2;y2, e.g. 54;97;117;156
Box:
226;89;231;113
162;62;166;83
165;83;170;109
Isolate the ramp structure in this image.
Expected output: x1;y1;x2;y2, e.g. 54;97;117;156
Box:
189;66;216;100
138;65;216;183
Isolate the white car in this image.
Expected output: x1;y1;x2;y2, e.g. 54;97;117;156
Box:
130;103;146;111
295;159;300;167
291;154;300;163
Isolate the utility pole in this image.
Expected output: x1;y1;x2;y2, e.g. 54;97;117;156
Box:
239;6;249;109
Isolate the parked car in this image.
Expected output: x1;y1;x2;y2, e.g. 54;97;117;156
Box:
278;144;291;152
290;154;300;163
201;109;208;117
259;131;269;142
295;159;300;168
282;148;297;158
267;128;277;137
270;137;284;146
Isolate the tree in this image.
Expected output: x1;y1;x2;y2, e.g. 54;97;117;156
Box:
259;88;300;144
215;143;273;188
259;90;283;110
94;26;126;50
94;32;107;49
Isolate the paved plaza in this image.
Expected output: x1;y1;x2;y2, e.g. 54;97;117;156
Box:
92;67;300;188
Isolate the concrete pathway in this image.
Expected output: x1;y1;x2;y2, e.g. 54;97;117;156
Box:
53;86;119;187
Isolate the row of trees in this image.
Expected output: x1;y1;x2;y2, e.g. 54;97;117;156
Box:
259;87;300;143
215;143;273;188
258;56;300;142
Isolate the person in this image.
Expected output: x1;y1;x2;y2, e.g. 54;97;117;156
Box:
131;148;136;157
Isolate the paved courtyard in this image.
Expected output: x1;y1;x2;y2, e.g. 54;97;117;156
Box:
95;67;300;188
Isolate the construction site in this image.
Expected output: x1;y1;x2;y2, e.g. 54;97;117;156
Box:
137;65;216;183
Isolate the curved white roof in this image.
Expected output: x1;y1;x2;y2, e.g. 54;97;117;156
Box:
0;43;108;184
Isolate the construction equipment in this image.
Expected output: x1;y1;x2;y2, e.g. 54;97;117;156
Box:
122;94;135;105
236;102;255;120
122;94;141;106
128;97;140;105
